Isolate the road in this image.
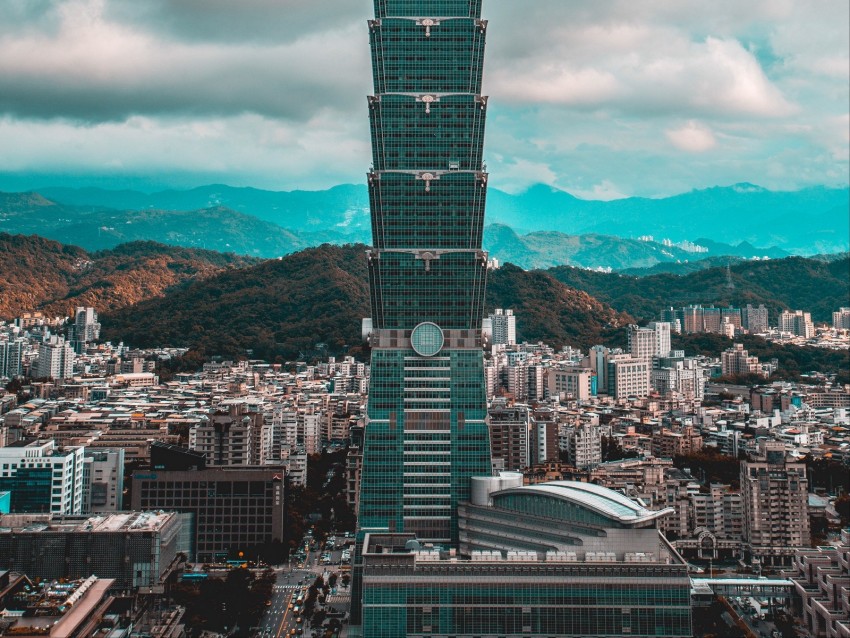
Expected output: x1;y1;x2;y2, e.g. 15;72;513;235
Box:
257;548;320;638
257;534;354;638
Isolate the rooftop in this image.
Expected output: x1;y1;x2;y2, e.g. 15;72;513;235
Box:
498;480;671;525
0;511;178;534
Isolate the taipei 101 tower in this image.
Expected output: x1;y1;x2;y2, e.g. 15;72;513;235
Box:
357;0;492;546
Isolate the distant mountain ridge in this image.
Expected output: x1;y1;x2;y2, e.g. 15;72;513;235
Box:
483;224;789;270
26;180;849;254
0;193;351;257
1;182;846;272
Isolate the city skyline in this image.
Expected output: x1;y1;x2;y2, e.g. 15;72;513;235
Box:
0;0;847;198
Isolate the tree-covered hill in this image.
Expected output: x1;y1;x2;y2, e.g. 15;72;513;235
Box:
547;256;849;323
100;246;633;360
0;233;255;319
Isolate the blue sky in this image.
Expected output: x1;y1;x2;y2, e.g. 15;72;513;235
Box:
0;0;847;197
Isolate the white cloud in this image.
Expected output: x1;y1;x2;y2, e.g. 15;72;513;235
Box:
569;180;629;201
492;158;558;194
666;121;718;152
0;0;845;197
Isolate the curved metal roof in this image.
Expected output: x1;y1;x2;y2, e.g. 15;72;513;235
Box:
495;480;671;525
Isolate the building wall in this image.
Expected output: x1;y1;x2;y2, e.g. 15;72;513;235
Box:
131;467;285;562
741;441;811;567
0;441;85;514
0;512;181;589
488;404;530;472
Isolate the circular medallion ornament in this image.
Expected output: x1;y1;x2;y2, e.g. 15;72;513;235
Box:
410;322;444;357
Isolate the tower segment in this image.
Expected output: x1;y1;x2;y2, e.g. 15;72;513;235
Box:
358;0;492;546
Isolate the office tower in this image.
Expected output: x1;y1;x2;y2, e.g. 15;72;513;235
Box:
0;440;85;514
606;353;651;398
743;303;770;334
358;0;492;546
35;335;74;380
489;308;516;345
741;440;811;568
779;309;815;338
133;442;285;562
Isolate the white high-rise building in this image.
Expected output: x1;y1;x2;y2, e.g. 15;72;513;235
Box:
628;325;656;361
74;306;101;343
0;339;25;378
742;304;769;334
832;307;850;330
779;310;814;338
35;335;74;380
647;321;672;358
629;322;672;360
565;423;602;470
82;448;125;513
489;309;517;346
0;440;85;514
548;366;594;401
262;405;300;462
302;412;322;455
606;354;651;399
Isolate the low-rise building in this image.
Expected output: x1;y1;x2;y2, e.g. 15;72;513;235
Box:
0;511;181;589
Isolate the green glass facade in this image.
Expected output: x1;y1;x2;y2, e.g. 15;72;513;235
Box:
359;0;492;546
361;568;692;638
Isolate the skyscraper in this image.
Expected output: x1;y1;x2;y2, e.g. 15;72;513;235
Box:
358;0;492;545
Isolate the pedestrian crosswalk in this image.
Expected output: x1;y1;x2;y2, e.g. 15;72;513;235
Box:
273;584;301;592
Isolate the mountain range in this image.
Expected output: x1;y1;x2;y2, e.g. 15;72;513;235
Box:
30;181;850;254
3;181;843;271
482;224;790;271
